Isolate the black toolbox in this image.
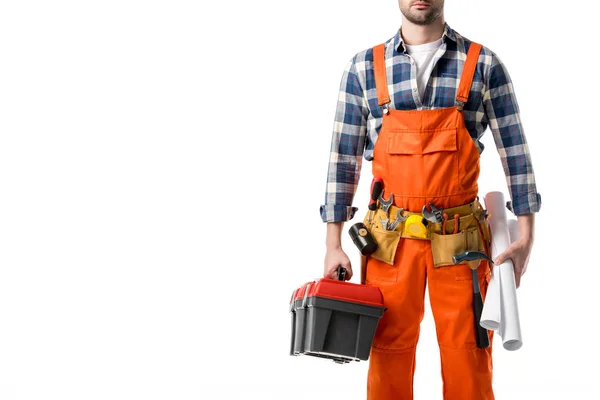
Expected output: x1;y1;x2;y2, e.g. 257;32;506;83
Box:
289;269;385;363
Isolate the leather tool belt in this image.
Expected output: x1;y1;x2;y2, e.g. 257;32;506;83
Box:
362;199;491;267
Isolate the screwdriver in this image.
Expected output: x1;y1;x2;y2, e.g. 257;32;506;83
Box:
367;177;383;223
368;177;383;211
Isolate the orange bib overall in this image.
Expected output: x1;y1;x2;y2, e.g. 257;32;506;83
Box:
365;42;494;399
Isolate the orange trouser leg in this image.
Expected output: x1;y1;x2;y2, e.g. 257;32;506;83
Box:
365;239;428;400
428;250;495;400
365;239;495;399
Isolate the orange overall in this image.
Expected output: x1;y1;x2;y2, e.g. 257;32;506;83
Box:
365;42;494;399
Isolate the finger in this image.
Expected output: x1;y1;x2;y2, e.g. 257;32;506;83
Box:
337;264;350;273
327;266;342;280
494;250;510;265
339;261;351;270
495;242;520;265
326;268;338;279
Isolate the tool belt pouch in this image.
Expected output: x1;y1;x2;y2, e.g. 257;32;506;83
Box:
362;213;401;265
430;226;485;268
481;218;491;243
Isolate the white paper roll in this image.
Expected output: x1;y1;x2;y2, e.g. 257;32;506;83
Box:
508;219;520;243
480;264;501;331
482;191;523;351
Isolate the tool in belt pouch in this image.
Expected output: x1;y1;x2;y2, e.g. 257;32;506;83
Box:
360;197;491;267
348;223;378;256
361;191;404;265
429;203;491;268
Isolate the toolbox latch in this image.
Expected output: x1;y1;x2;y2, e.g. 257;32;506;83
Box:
301;283;312;309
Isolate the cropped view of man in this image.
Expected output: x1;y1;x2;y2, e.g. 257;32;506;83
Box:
319;0;541;399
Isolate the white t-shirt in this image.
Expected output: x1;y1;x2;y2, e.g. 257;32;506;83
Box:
404;37;443;101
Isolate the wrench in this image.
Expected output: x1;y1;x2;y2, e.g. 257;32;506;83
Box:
388;208;407;231
378;191;394;213
478;209;489;224
379;216;390;230
422;202;444;223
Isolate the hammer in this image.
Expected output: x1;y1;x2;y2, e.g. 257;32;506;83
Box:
453;251;494;349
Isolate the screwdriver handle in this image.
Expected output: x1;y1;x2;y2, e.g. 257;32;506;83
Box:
368;177;383;210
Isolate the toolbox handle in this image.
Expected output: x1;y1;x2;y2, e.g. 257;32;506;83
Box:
337;267;347;281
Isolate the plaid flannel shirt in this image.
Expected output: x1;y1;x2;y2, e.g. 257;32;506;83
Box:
320;22;541;222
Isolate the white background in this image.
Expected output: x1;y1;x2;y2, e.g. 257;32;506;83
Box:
0;0;597;399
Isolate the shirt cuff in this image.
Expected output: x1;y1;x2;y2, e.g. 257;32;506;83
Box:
510;191;542;215
320;204;358;223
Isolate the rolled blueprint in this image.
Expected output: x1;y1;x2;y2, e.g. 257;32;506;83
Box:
508;219;520;243
481;191;523;351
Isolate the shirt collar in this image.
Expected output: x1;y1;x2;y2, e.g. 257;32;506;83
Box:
393;22;457;53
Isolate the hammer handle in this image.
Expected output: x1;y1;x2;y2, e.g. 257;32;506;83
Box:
473;290;490;348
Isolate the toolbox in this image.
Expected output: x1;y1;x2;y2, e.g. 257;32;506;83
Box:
289;268;385;364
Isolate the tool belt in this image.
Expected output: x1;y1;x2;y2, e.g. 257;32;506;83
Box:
362;199;491;267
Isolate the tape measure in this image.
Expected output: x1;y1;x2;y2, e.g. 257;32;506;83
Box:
403;215;428;239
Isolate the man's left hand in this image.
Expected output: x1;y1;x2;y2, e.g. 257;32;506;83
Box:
494;237;533;288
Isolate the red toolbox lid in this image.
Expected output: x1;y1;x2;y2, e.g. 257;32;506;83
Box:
292;282;311;302
293;278;383;308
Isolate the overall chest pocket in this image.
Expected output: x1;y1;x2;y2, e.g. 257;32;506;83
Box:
386;128;459;196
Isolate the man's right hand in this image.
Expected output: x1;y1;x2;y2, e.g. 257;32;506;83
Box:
324;247;353;281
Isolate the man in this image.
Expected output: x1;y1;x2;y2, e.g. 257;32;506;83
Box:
319;0;541;399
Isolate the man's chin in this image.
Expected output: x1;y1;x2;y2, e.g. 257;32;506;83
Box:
404;12;439;26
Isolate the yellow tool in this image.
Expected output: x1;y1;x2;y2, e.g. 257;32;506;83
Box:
403;215;428;239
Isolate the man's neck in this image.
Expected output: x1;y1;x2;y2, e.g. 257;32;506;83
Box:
400;17;445;45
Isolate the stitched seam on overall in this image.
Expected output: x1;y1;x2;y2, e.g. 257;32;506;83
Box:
438;342;479;350
371;345;417;354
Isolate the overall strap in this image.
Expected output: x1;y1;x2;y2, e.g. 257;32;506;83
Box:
456;42;483;106
373;43;390;106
